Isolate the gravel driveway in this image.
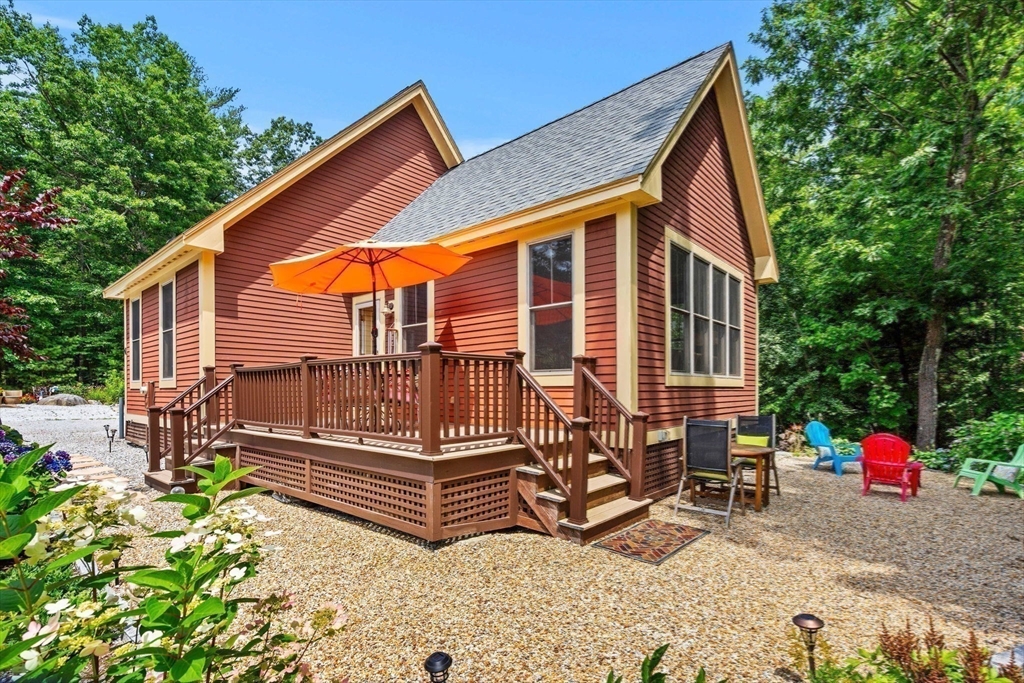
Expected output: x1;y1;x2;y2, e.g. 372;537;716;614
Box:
8;406;1022;681
0;403;147;485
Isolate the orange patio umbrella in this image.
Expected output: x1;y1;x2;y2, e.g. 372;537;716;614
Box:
269;241;471;354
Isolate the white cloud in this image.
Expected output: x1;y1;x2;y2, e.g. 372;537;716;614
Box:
30;13;78;30
457;137;508;159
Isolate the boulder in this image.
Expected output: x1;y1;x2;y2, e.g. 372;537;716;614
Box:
37;393;87;406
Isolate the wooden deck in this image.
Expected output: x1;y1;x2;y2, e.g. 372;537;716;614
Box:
138;348;656;544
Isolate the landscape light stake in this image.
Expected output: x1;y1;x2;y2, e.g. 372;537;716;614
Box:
424;651;452;682
792;613;825;677
103;424;117;452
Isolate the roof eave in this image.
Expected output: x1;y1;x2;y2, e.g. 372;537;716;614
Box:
103;82;461;300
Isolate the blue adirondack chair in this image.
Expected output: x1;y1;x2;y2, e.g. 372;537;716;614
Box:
806;421;862;475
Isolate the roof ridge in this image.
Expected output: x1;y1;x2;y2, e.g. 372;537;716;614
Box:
456;42;730;164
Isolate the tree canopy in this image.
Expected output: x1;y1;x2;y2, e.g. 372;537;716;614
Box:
747;0;1024;447
0;6;322;387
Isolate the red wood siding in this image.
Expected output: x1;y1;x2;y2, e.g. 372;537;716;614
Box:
636;90;758;429
175;261;201;387
125;262;201;414
434;242;518;353
584;215;616;392
215;105;448;375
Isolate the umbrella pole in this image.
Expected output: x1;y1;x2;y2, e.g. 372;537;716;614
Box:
371;268;378;355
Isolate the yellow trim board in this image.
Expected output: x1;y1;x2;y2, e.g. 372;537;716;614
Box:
104;82;461;300
198;252;216;369
614;204;638;412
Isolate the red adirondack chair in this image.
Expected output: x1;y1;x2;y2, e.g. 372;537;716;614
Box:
860;433;924;502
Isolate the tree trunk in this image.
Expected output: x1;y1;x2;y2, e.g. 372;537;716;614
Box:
916;312;945;449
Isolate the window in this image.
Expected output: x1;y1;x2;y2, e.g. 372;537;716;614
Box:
160;281;175;380
357;305;374;355
402;283;428;352
130;298;141;383
529;235;573;371
669;243;742;377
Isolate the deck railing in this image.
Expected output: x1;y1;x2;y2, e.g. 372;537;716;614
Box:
227;343;517;453
573;355;648;502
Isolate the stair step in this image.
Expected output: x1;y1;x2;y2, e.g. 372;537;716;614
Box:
557;496;652;544
536;473;627;504
516;452;606;478
144;469;197;493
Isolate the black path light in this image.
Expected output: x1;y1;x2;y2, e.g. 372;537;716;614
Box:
103;425;117;453
424;651;452;682
792;613;825;677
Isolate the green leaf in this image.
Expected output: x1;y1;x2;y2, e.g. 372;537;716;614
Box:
18;485;85;530
0;533;32;560
214;455;231;481
0;588;25;612
0;633;44;669
45;544;104;572
218;487;266;505
204;467;260;497
0;445;50;484
169;649;207;682
0;482;16;511
150;529;186;539
127;569;185;591
694;668;707;683
182;465;215;480
182;596;225;628
145;598;173;621
154;493;211;512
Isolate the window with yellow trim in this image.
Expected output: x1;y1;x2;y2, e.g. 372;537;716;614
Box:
129;297;141;383
160;281;175;380
669;243;741;378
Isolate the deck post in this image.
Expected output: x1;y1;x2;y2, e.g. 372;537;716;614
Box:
145;381;160;472
203;366;217;438
169;406;188;484
506;349;525;437
419;342;442;456
568;416;591;525
229;364;243;428
572;355;596;420
300;355;318;439
629;411;649;501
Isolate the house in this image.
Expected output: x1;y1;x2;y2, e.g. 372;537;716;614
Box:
103;43;777;544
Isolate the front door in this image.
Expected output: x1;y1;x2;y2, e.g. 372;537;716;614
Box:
357;304;375;355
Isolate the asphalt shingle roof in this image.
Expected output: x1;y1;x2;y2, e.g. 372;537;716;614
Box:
372;44;729;243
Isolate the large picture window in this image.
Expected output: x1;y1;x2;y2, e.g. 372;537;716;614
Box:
160;281;175;380
529;235;573;371
669;243;741;377
130;298;141;383
402;283;428;352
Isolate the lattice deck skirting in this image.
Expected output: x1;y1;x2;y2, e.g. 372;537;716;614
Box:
237;445;517;542
644;439;683;500
125;420;148;447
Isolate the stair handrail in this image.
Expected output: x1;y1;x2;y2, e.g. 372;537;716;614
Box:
147;368;213;472
574;356;649;502
168;375;235;478
507;350;590;524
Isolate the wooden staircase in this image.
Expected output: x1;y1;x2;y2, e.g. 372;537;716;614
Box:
516;451;651;544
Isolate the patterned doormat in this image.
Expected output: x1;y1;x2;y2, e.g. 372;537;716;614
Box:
594;519;709;565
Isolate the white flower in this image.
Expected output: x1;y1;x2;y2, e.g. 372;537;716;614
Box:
23;615;60;647
80;640;110;658
74;603;99;619
44;599;71;614
23;534;48;562
103;585;120;605
264;530;282;537
228;567;246;581
20;649;41;671
226;532;243;544
123;505;147;524
140;629;164;646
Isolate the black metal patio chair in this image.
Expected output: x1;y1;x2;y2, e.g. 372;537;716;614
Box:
736;413;780;495
674;418;748;528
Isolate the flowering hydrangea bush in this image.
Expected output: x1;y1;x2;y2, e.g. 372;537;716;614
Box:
0;426;72;475
0;453;348;682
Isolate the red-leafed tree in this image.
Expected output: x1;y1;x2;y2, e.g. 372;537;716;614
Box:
0;170;76;359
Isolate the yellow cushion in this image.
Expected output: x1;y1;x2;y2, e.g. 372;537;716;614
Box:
687;470;730;482
737;435;770;447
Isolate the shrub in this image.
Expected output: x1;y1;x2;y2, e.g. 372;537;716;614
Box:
0;455;348;682
788;618;1024;683
948;412;1024;468
606;644;722;683
85;369;124;405
913;448;958;472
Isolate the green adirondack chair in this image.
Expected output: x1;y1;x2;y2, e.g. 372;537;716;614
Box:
953;444;1024;498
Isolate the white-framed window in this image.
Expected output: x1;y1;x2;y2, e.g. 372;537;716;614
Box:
129;297;141;384
401;283;428;352
669;242;742;378
529;234;573;372
159;280;175;380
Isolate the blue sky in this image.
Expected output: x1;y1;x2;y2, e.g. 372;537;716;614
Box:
19;1;772;158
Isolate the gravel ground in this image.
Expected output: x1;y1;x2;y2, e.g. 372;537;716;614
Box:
8;408;1023;682
1;403;147;485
